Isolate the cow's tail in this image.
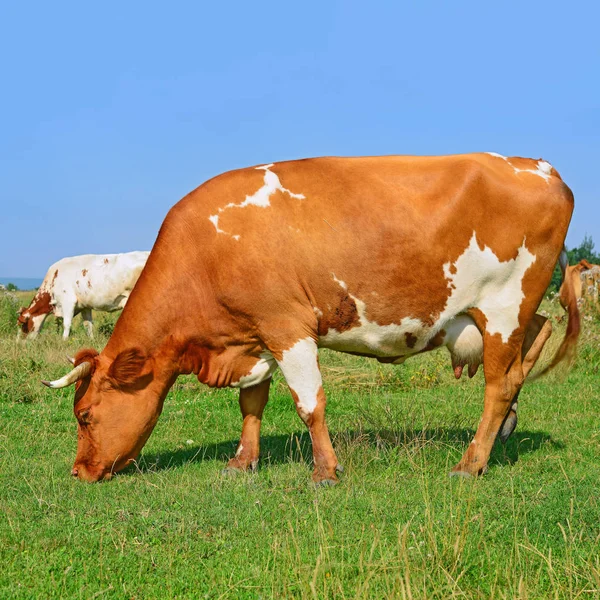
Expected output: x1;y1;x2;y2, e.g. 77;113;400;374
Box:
534;247;581;378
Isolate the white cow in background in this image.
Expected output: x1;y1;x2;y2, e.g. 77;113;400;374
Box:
17;251;149;340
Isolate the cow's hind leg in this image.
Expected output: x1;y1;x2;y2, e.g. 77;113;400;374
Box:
451;332;525;478
226;378;271;473
499;315;552;443
276;338;340;485
81;308;94;338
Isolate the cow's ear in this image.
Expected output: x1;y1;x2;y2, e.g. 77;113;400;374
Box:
74;348;99;371
580;259;592;270
108;348;150;388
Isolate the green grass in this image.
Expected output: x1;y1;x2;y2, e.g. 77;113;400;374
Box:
1;292;599;598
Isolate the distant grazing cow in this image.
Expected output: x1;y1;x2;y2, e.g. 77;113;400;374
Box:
18;252;149;340
581;263;600;306
42;154;579;484
559;259;600;310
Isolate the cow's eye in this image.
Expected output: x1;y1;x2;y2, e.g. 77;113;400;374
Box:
77;409;92;424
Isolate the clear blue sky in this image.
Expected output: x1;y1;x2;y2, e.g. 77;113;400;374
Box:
1;1;598;277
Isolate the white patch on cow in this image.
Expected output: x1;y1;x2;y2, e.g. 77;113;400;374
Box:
226;168;305;210
513;160;553;182
439;233;535;343
486;153;553;182
208;164;305;238
208;214;227;235
332;274;348;290
277;338;322;418
231;351;277;388
235;443;244;457
538;160;553;177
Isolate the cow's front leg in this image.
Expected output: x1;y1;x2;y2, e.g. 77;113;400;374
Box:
277;338;340;485
226;378;271;472
61;309;74;340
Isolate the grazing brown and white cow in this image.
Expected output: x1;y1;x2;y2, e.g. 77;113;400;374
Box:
42;153;580;484
18;252;149;340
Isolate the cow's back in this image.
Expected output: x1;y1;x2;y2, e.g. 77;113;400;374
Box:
109;153;573;363
68;252;149;310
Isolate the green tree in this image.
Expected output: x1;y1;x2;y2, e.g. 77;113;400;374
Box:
6;283;18;291
567;234;600;265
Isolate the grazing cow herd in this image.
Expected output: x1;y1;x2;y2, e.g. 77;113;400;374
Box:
25;151;590;486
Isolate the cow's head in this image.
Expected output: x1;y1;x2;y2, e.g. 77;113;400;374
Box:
17;307;32;334
42;347;171;482
16;292;53;339
16;306;46;339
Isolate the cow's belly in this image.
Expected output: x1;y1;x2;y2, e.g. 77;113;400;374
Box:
318;316;429;357
76;293;130;312
226;315;483;389
318;314;484;368
93;294;129;312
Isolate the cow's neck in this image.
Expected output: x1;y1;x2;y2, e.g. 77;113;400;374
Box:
100;233;218;384
102;297;207;386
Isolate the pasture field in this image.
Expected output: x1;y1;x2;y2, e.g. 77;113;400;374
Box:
1;291;599;599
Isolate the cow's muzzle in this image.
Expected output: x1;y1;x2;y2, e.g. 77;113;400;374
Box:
71;463;113;483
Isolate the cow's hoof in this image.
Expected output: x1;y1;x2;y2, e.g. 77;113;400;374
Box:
449;464;488;478
224;457;258;474
314;478;339;488
222;466;247;477
335;463;344;474
448;470;474;479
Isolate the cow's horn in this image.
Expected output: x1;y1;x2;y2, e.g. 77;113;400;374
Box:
66;355;75;365
42;361;92;389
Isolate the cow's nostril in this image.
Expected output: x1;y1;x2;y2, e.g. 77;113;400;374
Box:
71;468;79;478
